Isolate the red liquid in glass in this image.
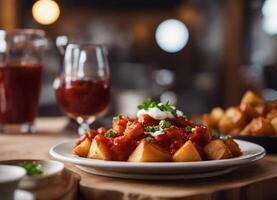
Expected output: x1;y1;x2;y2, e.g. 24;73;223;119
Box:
54;78;110;118
0;64;42;124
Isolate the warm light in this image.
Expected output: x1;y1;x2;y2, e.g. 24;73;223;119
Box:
155;19;189;53
32;0;60;25
262;16;277;35
262;0;277;17
262;0;277;35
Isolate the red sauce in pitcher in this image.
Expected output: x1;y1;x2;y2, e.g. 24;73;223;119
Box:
0;63;42;124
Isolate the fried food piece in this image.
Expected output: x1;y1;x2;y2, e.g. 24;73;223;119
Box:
124;122;144;139
266;100;277;111
240;117;274;136
270;117;277;134
218;107;246;134
240;90;263;106
225;138;241;157
202;107;224;128
266;109;277;121
204;139;232;160
240;104;260;120
87;139;112;160
128;140;171;162
172;140;202;162
112;115;129;135
73;138;92;157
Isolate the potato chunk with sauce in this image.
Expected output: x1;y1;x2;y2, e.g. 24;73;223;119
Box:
73;138;92;157
87;139;112;160
128;140;171;162
204;139;232;160
172;140;202;162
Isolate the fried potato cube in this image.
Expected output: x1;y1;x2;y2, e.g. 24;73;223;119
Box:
128;140;171;162
202;114;217;128
112;115;129;135
240;104;260;120
240;117;274;136
266;109;277;121
254;104;266;116
204;139;232;160
203;107;224;128
211;107;225;120
266;100;277;111
73;138;92;157
240;90;263;106
218;107;246;133
172;140;202;162
225;138;241;157
270;117;277;134
87;139;112;160
124;122;144;139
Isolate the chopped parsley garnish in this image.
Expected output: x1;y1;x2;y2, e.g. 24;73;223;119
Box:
137;98;158;110
18;161;43;176
159;120;175;129
137;99;184;117
144;120;174;133
212;130;230;142
185;126;192;132
127;121;133;127
104;129;119;138
145;137;153;143
144;125;160;132
113;114;122;120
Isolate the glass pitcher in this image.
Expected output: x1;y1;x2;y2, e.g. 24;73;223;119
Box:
0;29;48;133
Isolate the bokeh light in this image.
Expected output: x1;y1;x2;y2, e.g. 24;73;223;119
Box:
32;0;60;25
262;0;277;35
155;19;189;53
262;0;277;17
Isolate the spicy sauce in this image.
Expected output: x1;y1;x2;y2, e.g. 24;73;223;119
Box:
0;64;42;124
54;78;110;118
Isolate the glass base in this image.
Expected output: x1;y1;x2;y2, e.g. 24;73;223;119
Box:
0;122;35;134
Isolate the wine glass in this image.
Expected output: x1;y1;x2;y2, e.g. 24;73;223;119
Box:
53;44;111;135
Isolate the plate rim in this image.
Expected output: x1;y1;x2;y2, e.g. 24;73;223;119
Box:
76;165;237;180
49;139;266;169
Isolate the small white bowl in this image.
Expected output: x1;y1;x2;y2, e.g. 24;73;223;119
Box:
0;165;26;200
0;160;64;190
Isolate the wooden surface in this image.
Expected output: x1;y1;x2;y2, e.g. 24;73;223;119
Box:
1;117;277;200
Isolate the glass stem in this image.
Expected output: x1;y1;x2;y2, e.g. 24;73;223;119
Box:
78;122;90;136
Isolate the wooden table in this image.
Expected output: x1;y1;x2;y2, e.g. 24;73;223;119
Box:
0;117;277;200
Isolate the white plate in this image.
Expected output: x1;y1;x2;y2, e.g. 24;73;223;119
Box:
77;165;237;180
49;139;265;174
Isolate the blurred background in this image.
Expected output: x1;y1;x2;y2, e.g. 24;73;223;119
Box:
1;0;277;119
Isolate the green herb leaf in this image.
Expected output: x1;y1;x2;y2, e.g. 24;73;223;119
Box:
144;125;160;132
113;114;122;120
18;161;43;176
185;126;192;132
137;98;158;110
212;130;230;142
159;120;173;129
104;129;119;138
144;120;175;133
145;137;153;143
137;98;183;118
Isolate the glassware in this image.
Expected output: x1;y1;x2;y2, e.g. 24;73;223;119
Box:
0;29;47;133
53;44;111;135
